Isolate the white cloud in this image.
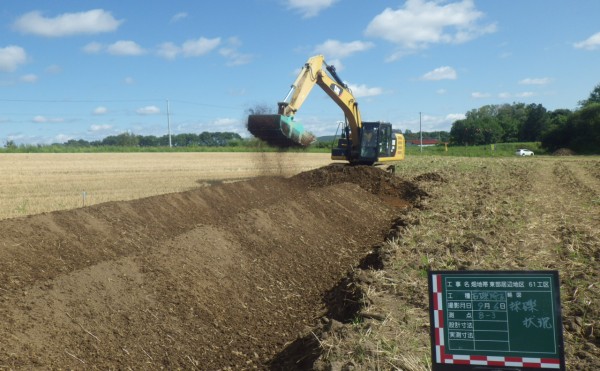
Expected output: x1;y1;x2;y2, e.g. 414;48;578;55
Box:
45;64;62;74
515;91;535;98
212;118;241;132
286;0;338;18
107;40;146;56
384;49;417;62
471;91;537;100
574;32;600;50
20;74;38;83
219;37;252;66
92;106;108;115
471;92;491;99
313;39;374;59
53;134;73;143
124;77;135;85
347;84;383;98
174;118;245;135
0;45;27;72
170;12;188;23
437;88;447;94
219;47;252;66
136;106;161;115
421;66;457;80
157;42;180;60
299;116;339;137
400;112;464;132
32;115;64;123
83;40;146;56
446;113;466;122
365;0;496;49
82;42;103;54
13;9;122;37
90;124;112;132
6;133;26;142
182;37;221;57
519;77;551;85
158;37;221;59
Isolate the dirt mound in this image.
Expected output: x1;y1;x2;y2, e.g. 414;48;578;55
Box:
0;165;421;369
293;164;428;203
413;171;447;183
553;148;576;156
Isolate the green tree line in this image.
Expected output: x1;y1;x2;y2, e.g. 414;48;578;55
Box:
449;83;600;154
402;130;450;142
61;131;243;148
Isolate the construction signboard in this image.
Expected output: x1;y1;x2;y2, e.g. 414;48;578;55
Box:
428;271;565;371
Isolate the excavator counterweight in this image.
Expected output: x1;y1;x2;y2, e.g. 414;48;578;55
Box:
247;114;315;148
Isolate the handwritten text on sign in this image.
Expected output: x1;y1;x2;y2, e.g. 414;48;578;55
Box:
428;271;565;370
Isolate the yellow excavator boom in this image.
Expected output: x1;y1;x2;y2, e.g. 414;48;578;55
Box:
247;55;405;165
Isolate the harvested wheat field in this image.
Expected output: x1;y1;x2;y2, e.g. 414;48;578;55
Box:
0;152;333;220
0;154;599;370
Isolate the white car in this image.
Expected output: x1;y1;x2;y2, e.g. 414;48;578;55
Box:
515;149;534;156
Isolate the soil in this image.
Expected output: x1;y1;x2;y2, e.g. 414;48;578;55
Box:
0;165;422;369
553;148;576;156
1;158;598;370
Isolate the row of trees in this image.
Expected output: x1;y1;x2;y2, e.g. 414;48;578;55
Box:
542;103;600;154
403;130;450;142
449;84;600;153
61;131;243;147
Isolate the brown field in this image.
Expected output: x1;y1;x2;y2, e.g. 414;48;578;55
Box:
0;153;598;369
0;152;334;220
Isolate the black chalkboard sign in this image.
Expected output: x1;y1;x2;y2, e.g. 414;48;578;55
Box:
428;271;565;371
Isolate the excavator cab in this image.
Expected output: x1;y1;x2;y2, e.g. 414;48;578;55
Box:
359;123;379;162
357;122;395;164
331;121;401;165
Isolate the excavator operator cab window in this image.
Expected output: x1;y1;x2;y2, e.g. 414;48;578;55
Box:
378;123;392;157
360;122;379;161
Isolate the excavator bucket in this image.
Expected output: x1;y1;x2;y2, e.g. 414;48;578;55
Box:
247;114;316;148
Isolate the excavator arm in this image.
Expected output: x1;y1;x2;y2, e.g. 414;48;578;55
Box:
247;55;405;164
277;55;362;152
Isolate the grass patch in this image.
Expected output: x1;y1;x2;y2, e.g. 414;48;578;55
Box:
406;141;545;157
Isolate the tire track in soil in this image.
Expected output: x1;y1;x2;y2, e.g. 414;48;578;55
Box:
0;165;424;369
528;160;600;369
554;160;600;204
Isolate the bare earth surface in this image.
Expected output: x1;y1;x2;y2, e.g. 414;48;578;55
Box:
0;155;598;370
0;164;422;369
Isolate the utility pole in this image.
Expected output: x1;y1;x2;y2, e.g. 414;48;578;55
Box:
419;111;423;153
167;99;172;148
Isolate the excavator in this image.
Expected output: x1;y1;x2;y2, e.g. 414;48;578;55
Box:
247;54;405;166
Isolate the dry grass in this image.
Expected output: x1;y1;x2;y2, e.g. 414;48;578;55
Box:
0;152;333;220
313;156;600;370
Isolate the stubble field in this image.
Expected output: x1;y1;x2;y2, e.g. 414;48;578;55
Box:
0;152;333;220
0;152;598;369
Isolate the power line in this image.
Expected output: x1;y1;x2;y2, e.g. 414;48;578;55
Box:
0;98;164;103
0;98;244;111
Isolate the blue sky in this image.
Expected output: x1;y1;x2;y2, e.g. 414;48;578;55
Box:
1;0;599;144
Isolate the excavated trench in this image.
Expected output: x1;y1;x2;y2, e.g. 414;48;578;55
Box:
0;165;426;369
